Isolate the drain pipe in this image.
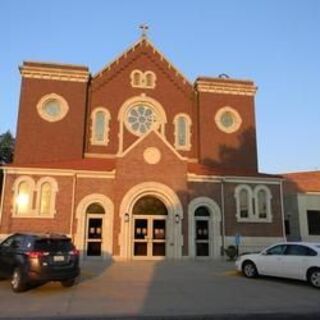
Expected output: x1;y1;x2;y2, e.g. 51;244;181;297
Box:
220;178;226;255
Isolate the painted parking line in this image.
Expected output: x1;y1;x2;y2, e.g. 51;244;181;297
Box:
222;270;241;277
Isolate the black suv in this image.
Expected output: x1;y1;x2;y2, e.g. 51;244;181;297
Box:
0;233;80;292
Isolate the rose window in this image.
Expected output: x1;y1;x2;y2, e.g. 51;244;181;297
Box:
126;105;158;136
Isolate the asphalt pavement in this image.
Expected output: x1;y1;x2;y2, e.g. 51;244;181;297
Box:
0;259;319;319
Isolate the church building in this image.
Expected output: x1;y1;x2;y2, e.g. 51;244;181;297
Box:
0;34;285;260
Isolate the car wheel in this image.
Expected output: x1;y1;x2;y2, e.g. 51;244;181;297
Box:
61;278;76;288
308;268;320;288
11;267;27;293
242;261;258;278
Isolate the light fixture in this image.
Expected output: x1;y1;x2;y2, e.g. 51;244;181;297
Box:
175;214;180;224
124;213;130;222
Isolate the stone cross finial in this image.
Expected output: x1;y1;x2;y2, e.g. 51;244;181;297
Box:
139;24;149;38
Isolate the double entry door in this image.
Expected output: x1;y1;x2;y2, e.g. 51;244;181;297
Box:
133;215;167;259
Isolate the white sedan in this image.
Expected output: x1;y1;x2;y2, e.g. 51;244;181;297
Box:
235;242;320;288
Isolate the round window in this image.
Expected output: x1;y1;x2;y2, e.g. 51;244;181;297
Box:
215;107;242;133
126;104;159;136
36;93;69;122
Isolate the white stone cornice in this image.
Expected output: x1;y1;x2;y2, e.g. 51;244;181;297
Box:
196;80;257;96
20;65;90;82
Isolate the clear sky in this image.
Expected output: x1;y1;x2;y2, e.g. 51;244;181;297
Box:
0;0;319;173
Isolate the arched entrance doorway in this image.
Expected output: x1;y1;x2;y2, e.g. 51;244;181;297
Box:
75;194;114;259
132;196;168;258
119;182;183;260
188;197;222;259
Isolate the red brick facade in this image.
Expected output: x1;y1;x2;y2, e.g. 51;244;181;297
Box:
0;37;285;259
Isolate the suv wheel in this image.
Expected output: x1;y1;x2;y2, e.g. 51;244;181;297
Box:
11;268;27;293
61;278;76;288
242;261;258;278
308;268;320;288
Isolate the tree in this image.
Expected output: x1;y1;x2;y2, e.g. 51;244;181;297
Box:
0;130;15;164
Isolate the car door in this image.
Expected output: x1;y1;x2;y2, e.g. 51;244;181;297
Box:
256;244;287;277
282;244;317;280
0;236;16;276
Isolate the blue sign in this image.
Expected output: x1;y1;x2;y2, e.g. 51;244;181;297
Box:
235;233;241;246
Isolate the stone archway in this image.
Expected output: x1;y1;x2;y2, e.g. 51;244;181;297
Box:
75;194;114;259
118;182;183;260
188;197;222;259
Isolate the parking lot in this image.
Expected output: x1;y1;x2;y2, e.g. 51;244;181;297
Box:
0;259;319;319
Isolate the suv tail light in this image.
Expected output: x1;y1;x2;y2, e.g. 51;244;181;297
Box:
26;251;47;259
69;249;79;256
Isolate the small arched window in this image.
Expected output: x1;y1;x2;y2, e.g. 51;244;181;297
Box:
239;189;249;218
39;182;52;215
91;108;111;146
36;177;58;217
16;181;31;214
174;114;191;150
195;206;210;217
234;185;253;221
254;186;272;221
86;203;105;214
12;176;35;216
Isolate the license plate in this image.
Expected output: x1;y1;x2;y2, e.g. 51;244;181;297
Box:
53;255;65;262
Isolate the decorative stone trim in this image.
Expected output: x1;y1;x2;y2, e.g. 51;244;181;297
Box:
75;194;114;259
20;65;90;82
143;147;161;164
130;69;156;89
118;182;183;260
36;93;69;122
90;107;111;146
215;106;242;134
188;197;222;259
196;80;257;96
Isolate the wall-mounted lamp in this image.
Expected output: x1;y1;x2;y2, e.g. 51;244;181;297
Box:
124;213;130;222
175;214;180;224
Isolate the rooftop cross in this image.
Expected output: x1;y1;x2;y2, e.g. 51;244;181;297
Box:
139;24;149;38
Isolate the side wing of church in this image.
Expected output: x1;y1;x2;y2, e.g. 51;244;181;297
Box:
0;37;285;259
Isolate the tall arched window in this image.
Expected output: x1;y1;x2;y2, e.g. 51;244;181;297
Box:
254;186;272;221
239;189;250;218
174;114;191;151
234;185;253;221
91;107;111;146
13;176;35;216
36;177;58;217
39;182;52;215
17;181;31;214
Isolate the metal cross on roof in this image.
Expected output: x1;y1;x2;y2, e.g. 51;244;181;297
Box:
139;24;149;38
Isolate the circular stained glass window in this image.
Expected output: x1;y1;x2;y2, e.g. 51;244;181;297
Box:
36;93;69;122
43;100;61;117
220;111;234;128
126;104;158;136
215;106;242;133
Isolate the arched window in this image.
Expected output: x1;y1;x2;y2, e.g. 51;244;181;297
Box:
86;202;105;214
16;181;31;214
39;182;52;215
195;206;210;217
174;114;192;150
91;107;111;146
254;186;272;221
144;71;156;88
234;185;253;221
239;189;249;218
36;177;58;217
13;176;35;216
133;196;168;216
130;70;156;89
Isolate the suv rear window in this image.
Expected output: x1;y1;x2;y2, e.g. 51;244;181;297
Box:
34;239;73;252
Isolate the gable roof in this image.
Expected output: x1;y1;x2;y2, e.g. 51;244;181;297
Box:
92;37;193;93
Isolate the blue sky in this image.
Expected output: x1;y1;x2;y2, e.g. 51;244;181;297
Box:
0;0;319;173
